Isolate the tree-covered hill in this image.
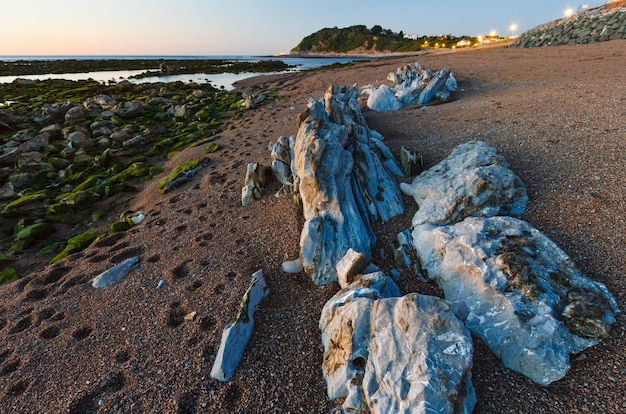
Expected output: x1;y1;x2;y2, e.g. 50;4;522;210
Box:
291;25;475;54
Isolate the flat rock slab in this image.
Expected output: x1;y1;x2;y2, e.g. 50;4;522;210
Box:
91;257;139;288
412;216;620;385
320;272;476;413
210;270;269;382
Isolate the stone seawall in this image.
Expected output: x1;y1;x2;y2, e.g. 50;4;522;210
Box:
511;4;625;47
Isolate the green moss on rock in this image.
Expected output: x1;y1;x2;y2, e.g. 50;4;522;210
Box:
157;157;210;194
50;230;98;264
0;268;20;285
10;221;56;251
204;143;219;154
2;190;47;215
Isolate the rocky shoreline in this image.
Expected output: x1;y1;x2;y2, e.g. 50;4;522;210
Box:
0;59;291;78
1;78;260;282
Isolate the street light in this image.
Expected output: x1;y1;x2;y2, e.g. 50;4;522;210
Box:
509;23;519;36
564;7;575;18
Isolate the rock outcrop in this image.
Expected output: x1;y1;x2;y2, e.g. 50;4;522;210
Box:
367;63;457;111
290;86;404;285
511;4;626;47
320;272;476;413
413;216;620;385
405;141;620;385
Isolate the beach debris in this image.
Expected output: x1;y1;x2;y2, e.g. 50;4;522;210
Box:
184;311;197;321
293;86;404;285
412;216;620;385
91;256;140;288
241;162;268;206
320;271;476;413
210;270;269;382
400;140;528;227
281;258;303;274
156;279;166;289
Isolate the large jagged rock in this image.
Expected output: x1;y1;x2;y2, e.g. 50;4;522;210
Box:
400;140;528;227
293;86;404;285
211;270;269;382
295;100;371;285
320;272;476;413
386;63;458;106
412;216;620;385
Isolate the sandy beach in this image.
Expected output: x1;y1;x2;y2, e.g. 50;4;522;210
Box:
1;40;625;413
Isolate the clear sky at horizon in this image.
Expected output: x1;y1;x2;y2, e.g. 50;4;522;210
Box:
1;0;604;56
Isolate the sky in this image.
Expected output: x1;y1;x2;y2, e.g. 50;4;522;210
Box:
1;0;602;56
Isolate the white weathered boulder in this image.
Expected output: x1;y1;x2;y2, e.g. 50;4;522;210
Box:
367;84;402;111
320;272;476;413
295;100;372;285
293;86;404;285
412;216;620;385
211;270;269;382
400;140;528;227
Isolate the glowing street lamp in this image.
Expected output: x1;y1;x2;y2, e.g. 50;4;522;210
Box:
509;23;519;36
564;7;575;18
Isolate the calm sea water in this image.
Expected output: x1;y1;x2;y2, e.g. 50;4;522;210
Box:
0;55;369;89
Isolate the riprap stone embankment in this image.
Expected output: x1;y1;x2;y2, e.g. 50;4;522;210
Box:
511;4;625;47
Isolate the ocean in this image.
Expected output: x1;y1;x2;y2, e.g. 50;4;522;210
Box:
0;55;370;89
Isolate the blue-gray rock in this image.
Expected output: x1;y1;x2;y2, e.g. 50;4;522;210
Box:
211;270;269;382
320;272;476;413
412;216;620;385
295;100;371;285
114;100;145;119
400;140;528;227
64;106;86;124
366;84;402;111
91;257;139;288
293;86;405;285
417;67;452;105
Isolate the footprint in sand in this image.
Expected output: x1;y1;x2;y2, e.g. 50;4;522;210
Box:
71;326;93;341
5;378;32;398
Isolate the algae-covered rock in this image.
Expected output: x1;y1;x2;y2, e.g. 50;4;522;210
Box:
2;190;48;216
11;222;56;251
204;143;219;154
0;268;20;285
157;157;210;194
51;231;99;264
108;211;145;234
